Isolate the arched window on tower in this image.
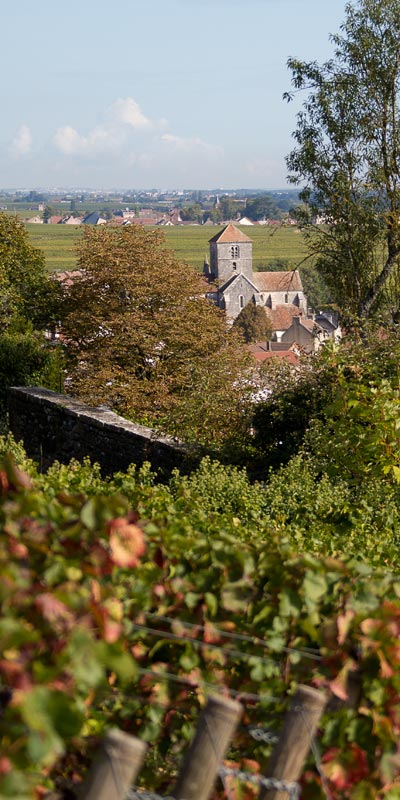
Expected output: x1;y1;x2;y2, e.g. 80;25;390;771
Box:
230;245;240;259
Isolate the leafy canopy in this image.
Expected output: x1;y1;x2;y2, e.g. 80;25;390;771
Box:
232;302;272;343
0;212;58;331
286;0;400;319
0;214;63;427
61;224;252;447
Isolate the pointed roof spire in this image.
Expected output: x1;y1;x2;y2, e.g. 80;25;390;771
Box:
208;223;252;244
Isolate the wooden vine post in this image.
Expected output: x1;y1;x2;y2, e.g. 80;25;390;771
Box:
78;728;147;800
173;694;243;800
259;684;327;800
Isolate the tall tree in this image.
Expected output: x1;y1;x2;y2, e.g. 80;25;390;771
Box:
0;212;58;331
0;213;63;426
285;0;400;319
61;225;252;447
232;303;272;343
244;194;279;221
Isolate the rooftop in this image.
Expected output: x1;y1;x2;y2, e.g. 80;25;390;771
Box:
208;223;253;244
254;270;304;293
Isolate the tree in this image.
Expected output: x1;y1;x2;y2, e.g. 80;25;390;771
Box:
0;212;60;331
219;196;244;221
232;302;272;343
0;213;64;425
61;225;252;447
0;331;64;431
243;194;280;221
204;207;223;223
179;202;204;223
285;0;400;320
42;205;54;223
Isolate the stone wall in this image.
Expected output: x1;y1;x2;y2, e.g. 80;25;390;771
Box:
8;387;200;478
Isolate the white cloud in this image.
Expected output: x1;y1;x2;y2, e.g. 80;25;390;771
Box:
54;97;156;157
51;98;224;186
53;126;84;155
54;123;123;156
10;125;32;157
111;97;152;129
161;133;223;157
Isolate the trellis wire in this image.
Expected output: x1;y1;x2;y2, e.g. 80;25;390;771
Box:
144;611;322;661
137;666;280;703
126;771;300;800
247;725;279;744
131;622;282;667
219;765;301;799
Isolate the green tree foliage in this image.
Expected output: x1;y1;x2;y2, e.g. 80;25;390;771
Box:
299;261;332;310
218;196;244;220
232;302;272;343
179;203;204;223
306;364;400;487
42;205;54;224
60;224;252;448
0;332;63;431
286;0;400;319
204;207;223;223
243;193;280;221
252;324;400;471
0;214;63;424
0;213;58;331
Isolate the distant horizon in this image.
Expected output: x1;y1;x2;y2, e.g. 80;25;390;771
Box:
0;185;299;194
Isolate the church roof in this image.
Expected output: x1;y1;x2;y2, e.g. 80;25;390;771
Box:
208;223;253;244
266;304;301;331
218;272;260;294
254;270;304;292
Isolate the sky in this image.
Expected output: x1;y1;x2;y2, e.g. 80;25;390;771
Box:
2;0;349;191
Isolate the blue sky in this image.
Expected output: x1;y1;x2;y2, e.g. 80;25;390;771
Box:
2;0;348;190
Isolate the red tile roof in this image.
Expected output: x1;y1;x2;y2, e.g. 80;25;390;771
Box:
54;270;83;286
265;304;301;331
208;223;252;244
254;270;304;292
252;350;299;365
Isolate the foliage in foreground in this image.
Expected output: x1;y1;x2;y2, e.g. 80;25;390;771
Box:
252;325;400;471
2;436;400;797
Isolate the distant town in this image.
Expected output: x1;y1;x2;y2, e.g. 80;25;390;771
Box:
0;187;301;227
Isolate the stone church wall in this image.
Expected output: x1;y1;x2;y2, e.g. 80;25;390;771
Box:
210;240;253;284
8;387;200;478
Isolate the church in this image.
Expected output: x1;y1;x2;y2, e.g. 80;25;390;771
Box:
203;223;307;324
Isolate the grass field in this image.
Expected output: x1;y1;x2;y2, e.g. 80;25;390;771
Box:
26;222;309;274
27;224;82;272
162;225;308;271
